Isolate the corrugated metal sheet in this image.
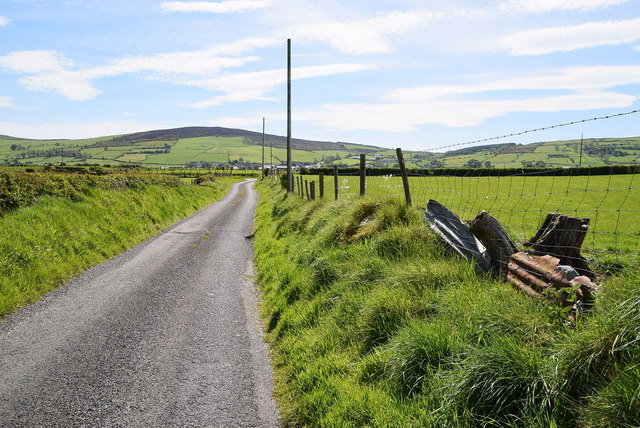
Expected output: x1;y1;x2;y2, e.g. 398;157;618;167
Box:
507;252;595;309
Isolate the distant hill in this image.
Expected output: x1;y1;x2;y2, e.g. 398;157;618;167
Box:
0;126;389;167
429;137;640;168
94;126;381;153
0;127;638;168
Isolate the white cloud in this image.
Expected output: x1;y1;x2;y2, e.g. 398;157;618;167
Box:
0;119;173;140
389;65;640;101
186;63;377;107
19;71;102;101
295;64;640;132
0;96;14;108
0;39;275;101
0;50;73;74
295;10;445;55
0;16;8;27
109;51;260;76
160;1;271;13
297;92;636;132
502;18;640;55
500;0;631;12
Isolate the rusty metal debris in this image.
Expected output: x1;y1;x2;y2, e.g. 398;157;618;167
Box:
423;200;596;311
507;252;595;311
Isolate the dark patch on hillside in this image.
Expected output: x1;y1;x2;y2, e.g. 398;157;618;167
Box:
91;126;382;153
445;143;517;156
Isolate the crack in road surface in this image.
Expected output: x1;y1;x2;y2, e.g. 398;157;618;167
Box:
0;180;279;427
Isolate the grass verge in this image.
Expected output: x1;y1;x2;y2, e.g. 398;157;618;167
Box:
254;179;640;427
0;173;239;317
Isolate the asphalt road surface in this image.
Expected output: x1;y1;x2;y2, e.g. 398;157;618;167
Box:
0;179;279;427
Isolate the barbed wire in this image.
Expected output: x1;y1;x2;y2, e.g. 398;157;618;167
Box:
427;109;640;152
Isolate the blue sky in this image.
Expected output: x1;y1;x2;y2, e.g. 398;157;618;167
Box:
1;0;639;151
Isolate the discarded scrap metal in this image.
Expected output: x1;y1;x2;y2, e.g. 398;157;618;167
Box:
423;200;596;311
507;252;595;311
424;200;491;272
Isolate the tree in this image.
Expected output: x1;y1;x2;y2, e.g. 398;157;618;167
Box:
465;158;483;168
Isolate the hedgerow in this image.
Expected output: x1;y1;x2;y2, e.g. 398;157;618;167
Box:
0;170;182;213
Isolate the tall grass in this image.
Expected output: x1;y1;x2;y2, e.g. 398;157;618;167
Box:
254;179;640;427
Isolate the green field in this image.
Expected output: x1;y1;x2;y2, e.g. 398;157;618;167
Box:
3;129;638;169
0;135;354;167
297;173;640;263
432;137;640;168
0;132;376;167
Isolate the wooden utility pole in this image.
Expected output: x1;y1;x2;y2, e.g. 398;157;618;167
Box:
261;117;265;178
286;39;293;192
333;166;339;201
579;133;584;167
359;154;366;196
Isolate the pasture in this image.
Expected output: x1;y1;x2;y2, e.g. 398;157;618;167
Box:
297;173;640;265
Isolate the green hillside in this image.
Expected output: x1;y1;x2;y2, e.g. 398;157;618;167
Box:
420;137;640;168
1;128;639;168
0;127;384;168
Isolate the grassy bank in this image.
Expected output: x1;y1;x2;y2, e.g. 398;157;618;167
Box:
0;171;238;317
254;179;639;427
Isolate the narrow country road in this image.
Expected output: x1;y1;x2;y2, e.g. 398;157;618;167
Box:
0;180;279;427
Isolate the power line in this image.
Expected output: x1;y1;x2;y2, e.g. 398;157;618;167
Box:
290;0;321;37
427;109;640;152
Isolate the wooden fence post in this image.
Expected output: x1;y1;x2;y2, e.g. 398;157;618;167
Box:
304;180;310;200
333;166;339;201
396;148;412;205
319;173;324;198
359;154;366;196
310;181;316;200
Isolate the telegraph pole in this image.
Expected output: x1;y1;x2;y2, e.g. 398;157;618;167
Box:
261;117;265;177
286;38;293;192
579;133;584;167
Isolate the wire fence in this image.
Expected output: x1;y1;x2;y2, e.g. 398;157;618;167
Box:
291;162;639;277
274;110;640;280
